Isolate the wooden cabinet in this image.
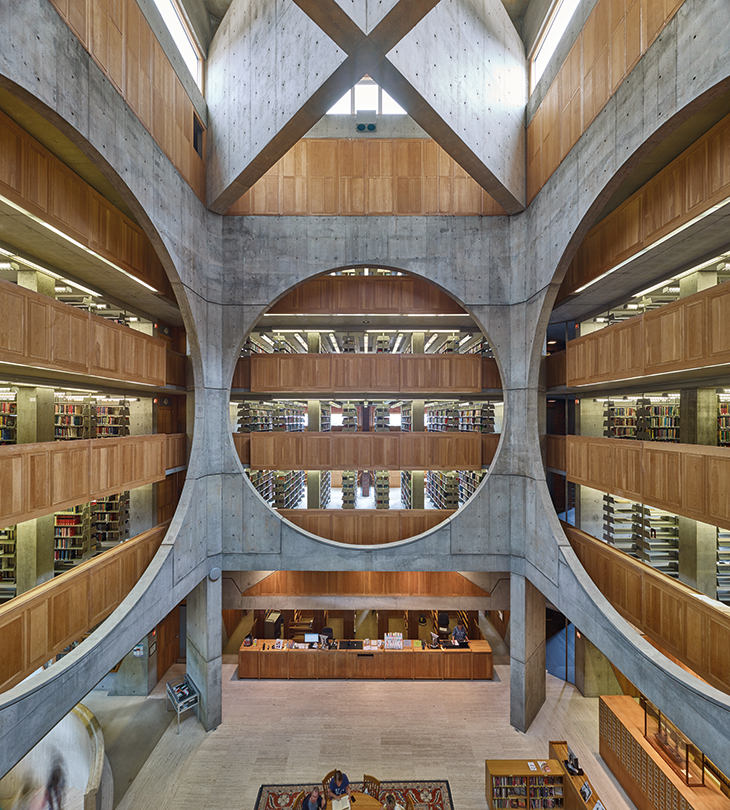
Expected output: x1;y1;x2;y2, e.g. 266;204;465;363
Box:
412;649;443;680
347;651;384;679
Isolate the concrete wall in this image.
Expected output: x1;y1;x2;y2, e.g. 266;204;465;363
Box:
2;0;730;780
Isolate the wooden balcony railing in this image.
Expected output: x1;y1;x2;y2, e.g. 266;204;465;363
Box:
165;433;188;470
545;434;567;470
0;434;174;530
565;280;730;387
0;522;169;692
563;522;730;696
279;509;456;545
232;353;500;393
566;435;730;531
0;278;166;386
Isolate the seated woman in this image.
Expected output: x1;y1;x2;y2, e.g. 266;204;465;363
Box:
452;620;468;643
303;786;326;810
382;794;404;810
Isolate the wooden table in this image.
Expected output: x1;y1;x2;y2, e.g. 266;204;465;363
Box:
238;639;492;680
348;793;381;810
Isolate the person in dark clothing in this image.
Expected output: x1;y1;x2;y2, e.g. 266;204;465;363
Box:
303;786;326;810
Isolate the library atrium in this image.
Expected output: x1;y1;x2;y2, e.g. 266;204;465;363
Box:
1;0;730;809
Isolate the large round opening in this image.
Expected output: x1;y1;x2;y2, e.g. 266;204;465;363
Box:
231;267;503;545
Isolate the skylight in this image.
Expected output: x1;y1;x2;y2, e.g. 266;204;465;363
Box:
328;78;406;115
531;0;582;90
151;0;202;89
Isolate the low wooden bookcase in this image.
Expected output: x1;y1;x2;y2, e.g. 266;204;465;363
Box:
485;759;565;810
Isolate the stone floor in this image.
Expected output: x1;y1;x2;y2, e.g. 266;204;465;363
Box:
112;664;637;810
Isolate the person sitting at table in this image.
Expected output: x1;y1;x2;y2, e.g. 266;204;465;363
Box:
328;770;351;799
452;619;468;643
382;794;404;810
303;786;326;810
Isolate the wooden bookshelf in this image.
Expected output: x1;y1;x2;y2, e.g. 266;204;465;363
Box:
93;492;130;549
485;759;565;810
54;504;95;573
426;470;459;509
0;399;17;446
0;524;17;603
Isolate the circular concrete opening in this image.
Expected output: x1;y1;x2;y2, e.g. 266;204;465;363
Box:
232;267;502;545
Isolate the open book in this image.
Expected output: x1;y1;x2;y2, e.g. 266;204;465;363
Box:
331;797;351;810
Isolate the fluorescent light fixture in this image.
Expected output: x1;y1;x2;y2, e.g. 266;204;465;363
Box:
294;333;308;350
259;334;274;346
363;334;369;352
425;333;439;350
329;334;340;353
393;334;404;353
574;196;730;294
0;193;159;293
459;334;472;346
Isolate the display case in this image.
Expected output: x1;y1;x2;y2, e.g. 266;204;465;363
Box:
641;696;707;786
166;674;199;734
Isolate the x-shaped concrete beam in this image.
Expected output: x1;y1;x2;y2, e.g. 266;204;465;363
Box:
206;0;526;215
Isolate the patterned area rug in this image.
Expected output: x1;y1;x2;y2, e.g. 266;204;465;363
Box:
254;781;454;810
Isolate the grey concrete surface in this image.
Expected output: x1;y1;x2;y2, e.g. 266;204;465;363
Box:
2;0;730;783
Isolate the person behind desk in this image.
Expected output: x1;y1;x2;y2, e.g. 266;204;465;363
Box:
452;620;468;643
328;770;351;800
304;786;326;810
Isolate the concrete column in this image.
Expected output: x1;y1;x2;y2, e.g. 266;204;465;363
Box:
129;398;157;533
679;266;717;298
411;332;425;353
16;515;55;593
307;400;321;508
16;388;54;444
412;400;425;507
510;573;546;731
16;268;56;297
679;388;716;445
577;484;603;539
678;517;717;597
186;575;222;731
307;332;321;353
576;397;603;437
574;632;623;697
104;631;158;696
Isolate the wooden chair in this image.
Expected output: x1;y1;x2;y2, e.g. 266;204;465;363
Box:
362;775;381;800
322;770;337;797
292;790;305;810
405;794;416;810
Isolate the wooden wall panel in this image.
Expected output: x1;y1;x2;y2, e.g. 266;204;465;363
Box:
528;0;686;202
566;436;730;532
545;434;566;470
560;105;730;300
0;522;169;692
247;431;483;470
269;275;465;316
0;110;172;299
0;435;167;530
0;278;166;386
246;353;489;394
226;139;507;216
565;280;730;387
48;0;205;202
563;522;730;696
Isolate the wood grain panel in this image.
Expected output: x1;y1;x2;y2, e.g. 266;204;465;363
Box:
0;110;173;298
560;103;729;300
567;436;730;532
528;0;686;203
565;279;730;386
0;278;166;386
0;522;168;692
227;139;507;216
0;435;166;530
564;522;730;695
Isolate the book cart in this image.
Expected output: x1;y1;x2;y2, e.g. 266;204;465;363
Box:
166;674;200;734
486;760;565;810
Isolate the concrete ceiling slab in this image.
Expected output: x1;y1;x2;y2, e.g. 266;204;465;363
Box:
550;202;730;325
0;199;183;326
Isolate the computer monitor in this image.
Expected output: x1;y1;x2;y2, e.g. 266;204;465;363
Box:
304;633;318;643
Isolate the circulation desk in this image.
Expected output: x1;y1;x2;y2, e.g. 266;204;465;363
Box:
238;640;493;680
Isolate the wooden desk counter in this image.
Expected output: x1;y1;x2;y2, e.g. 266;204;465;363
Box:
238;640;492;681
